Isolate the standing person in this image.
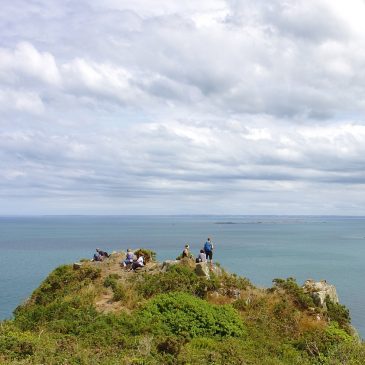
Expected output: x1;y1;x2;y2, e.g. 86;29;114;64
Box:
204;237;214;266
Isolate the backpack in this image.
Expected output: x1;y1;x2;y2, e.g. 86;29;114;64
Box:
204;241;212;252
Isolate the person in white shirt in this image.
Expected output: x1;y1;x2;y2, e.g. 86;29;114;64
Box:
132;255;144;271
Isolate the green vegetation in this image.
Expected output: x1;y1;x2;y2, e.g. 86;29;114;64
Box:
139;292;245;338
134;248;156;263
272;277;315;310
136;264;219;298
0;250;364;364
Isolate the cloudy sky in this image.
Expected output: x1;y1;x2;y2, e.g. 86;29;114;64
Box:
1;0;365;215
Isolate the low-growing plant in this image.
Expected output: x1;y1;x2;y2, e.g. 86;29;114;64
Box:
134;248;156;263
138;292;246;339
136;265;219;299
272;278;315;310
221;272;251;291
0;322;39;359
19;264;101;307
325;296;351;331
104;274;126;302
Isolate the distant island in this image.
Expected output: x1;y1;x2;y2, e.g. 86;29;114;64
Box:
0;249;364;364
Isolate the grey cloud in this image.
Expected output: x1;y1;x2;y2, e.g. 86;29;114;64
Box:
2;0;365;214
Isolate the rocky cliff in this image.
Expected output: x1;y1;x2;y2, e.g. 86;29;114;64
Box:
0;250;363;365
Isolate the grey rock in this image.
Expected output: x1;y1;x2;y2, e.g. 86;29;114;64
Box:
303;279;339;308
195;262;210;277
161;260;180;272
73;262;82;270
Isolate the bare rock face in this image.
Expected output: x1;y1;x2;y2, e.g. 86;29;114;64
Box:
303;279;339;308
195;262;210;277
161;260;180;272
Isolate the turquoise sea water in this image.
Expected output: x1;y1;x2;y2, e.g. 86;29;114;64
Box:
0;215;364;338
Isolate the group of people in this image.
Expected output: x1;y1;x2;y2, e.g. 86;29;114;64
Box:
181;237;214;266
121;248;144;271
92;236;215;271
92;248;110;261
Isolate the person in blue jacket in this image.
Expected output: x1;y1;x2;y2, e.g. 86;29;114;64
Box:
204;237;214;266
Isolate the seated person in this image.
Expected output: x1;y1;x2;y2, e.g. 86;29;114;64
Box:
122;248;134;267
182;244;190;258
176;244;193;260
131;255;144;271
96;248;109;258
93;251;102;261
196;249;206;263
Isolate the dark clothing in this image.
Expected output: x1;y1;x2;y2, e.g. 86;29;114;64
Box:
205;251;213;261
93;253;102;261
98;250;109;258
132;261;143;270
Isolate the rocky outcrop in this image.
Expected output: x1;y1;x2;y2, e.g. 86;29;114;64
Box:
195;262;210;277
161;260;180;272
73;262;82;269
303;279;339;308
194;262;223;279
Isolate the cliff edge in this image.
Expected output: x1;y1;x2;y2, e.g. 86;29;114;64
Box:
0;250;364;365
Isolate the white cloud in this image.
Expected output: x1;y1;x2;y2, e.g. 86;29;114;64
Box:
0;42;61;85
1;0;365;214
0;89;44;114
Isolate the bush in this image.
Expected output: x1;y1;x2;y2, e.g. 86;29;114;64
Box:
134;248;156;263
20;264;100;307
221;272;251;291
138;292;246;339
104;274;126;302
325;296;351;331
136;265;219;299
157;336;182;355
272;278;315;310
295;322;355;360
322;340;365;364
0;322;38;359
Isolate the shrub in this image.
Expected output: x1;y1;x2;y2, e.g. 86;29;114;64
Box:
104;274;126;302
14;294;98;333
134;248;156;263
295;322;355;360
272;278;315;310
232;298;248;311
323;340;365;364
325;296;351;331
136;265;219;299
157;336;182;355
138;292;246;339
221;272;251;291
20;264;101;307
0;322;38;359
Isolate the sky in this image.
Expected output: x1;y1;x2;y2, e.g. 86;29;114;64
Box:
1;0;365;215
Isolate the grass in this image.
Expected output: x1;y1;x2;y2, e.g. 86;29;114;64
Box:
0;251;363;364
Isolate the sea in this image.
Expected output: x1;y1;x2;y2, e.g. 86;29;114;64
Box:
0;215;364;338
